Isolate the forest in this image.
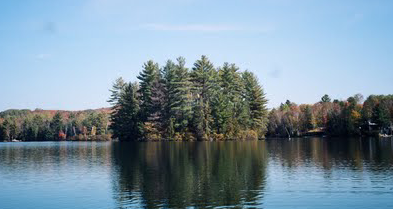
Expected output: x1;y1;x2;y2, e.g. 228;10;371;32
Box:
0;109;111;141
0;56;392;142
267;94;393;137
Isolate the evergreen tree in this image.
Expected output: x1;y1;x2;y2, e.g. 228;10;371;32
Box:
373;103;390;128
110;82;142;140
326;107;346;136
190;55;216;140
50;112;63;140
162;57;193;139
219;63;242;104
9;118;18;140
217;63;244;137
191;99;206;140
95;112;108;135
1;117;19;141
82;112;108;136
145;68;166;140
321;94;331;103
0;122;6;141
21;117;39;141
211;90;230;134
303;105;315;131
108;77;126;107
37;120;52;141
162;60;177;139
108;77;127;138
172;57;192;132
137;60;160;121
242;71;268;138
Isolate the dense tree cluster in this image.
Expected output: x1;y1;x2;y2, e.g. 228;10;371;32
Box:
109;56;268;141
0;109;110;141
267;94;393;137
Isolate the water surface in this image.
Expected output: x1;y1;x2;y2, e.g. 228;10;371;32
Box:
1;138;392;208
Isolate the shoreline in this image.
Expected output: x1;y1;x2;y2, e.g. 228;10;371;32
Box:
2;136;391;143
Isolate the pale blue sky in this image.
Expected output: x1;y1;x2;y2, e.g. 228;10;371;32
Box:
0;0;392;111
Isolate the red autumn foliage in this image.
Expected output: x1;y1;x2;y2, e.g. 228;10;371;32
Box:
58;131;67;140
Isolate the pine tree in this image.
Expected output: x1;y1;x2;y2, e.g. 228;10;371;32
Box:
108;77;125;139
191;99;206;140
50;112;63;140
162;57;193;138
21;117;40;141
217;63;244;137
211;90;230;134
172;57;192;132
146;68;166;139
190;55;216;140
242;71;268;138
321;94;331;103
0;122;5;141
37;120;52;141
373;103;390;128
136;60;165;140
110;82;142;140
108;77;126;107
305;105;315;130
162;60;177;138
219;63;243;104
137;60;160;122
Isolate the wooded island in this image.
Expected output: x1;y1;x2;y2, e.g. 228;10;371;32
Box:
109;56;268;141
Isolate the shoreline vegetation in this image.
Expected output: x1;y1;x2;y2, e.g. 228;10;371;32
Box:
0;56;392;142
267;94;393;138
0;108;112;142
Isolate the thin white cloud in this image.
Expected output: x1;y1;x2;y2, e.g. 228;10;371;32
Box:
141;23;274;33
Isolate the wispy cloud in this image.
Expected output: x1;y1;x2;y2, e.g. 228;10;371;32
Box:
141;23;274;33
36;53;52;60
268;65;283;78
42;22;57;34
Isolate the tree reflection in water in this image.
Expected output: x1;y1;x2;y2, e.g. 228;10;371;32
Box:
111;141;268;208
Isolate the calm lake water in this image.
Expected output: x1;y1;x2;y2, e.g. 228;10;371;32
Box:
1;138;393;209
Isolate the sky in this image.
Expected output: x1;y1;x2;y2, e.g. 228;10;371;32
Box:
0;0;392;111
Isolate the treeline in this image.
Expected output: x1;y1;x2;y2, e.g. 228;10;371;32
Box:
109;55;268;141
3;55;391;141
267;94;393;137
0;109;110;141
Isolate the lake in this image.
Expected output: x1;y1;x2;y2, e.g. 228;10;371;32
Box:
0;138;393;208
